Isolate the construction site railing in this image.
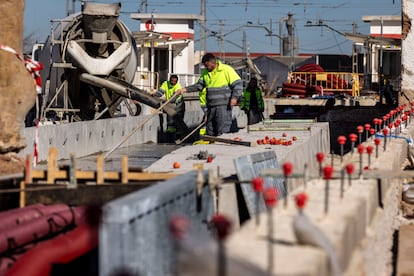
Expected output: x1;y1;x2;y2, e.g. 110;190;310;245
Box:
172;73;200;88
132;70;159;93
132;72;200;94
288;71;364;97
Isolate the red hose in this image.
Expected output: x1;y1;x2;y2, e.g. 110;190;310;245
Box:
0;204;70;232
5;223;98;276
0;207;87;254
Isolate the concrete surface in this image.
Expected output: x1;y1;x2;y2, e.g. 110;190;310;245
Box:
145;121;330;231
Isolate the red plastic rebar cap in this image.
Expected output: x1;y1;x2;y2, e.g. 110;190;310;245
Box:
316;152;325;163
337;135;347;145
349;133;358;142
169;215;189;239
374;138;381;146
323;166;334;180
210;214;232;240
345;164;354;174
263;187;279;208
282;162;294;176
357;125;364;133
251;177;264;192
295;192;308;209
366;145;374;154
357;144;365;154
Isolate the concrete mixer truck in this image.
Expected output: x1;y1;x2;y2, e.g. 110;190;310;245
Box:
34;2;175;123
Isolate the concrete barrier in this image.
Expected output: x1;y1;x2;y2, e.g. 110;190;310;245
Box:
226;125;412;275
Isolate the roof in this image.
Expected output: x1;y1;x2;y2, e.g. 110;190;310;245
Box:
345;32;401;46
362;15;401;22
130;13;203;21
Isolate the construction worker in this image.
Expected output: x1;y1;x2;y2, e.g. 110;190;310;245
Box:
241;77;265;125
156;74;188;141
177;53;243;136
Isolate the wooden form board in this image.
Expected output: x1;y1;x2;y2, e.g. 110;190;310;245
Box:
25;148;177;185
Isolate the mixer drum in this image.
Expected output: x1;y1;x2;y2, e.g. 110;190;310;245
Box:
38;2;140;120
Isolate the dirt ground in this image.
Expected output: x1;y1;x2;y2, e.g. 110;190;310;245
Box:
0;153;24;175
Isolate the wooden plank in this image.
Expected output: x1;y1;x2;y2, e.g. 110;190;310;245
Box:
31;169;176;183
103;171;121;180
32;170;46;179
47;147;58;184
19;181;25;208
97;154;104;185
76;171;96;179
397;224;414;275
25;154;32;183
249;126;310;131
122;156;128;184
128;172;177;181
200;135;253;147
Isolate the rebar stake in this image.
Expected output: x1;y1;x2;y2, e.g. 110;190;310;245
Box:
282;162;293;208
346;164;354;187
374;138;381;158
251;177;264;227
323;166;333;216
263;187;278;276
357;144;365;177
340;168;345;199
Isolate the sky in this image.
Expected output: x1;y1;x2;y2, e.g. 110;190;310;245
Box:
24;0;401;55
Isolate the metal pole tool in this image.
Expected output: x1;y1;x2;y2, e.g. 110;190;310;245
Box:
175;121;206;145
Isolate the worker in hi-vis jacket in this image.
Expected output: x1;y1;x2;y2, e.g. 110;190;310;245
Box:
156;74;188;141
176;53;243;136
241;77;265;125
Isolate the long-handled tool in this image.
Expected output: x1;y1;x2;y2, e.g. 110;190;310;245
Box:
103;94;178;160
175;121;205;145
199;135;252;147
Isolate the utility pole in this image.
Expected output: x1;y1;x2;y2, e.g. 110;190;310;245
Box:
200;0;206;57
66;0;76;16
285;13;296;71
379;17;384;104
139;0;148;13
219;20;225;60
351;22;359;74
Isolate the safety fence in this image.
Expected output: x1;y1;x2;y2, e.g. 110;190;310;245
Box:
287;71;364;97
100;170;215;276
132;70;160;92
